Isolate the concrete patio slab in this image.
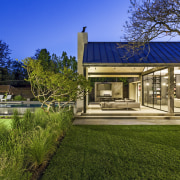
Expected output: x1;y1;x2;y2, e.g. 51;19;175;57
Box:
73;119;180;125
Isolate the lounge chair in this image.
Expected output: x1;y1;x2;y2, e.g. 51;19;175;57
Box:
0;95;4;102
1;95;12;102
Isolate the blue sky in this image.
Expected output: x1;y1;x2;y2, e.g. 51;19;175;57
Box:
0;0;130;60
1;0;180;61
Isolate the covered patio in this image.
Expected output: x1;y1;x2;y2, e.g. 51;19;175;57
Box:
77;32;180;116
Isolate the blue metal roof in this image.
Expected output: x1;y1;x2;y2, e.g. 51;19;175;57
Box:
83;42;180;65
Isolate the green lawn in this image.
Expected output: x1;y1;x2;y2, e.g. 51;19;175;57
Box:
41;125;180;180
0;118;12;129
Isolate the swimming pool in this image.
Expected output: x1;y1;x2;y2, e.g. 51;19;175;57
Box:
0;102;75;115
0;104;42;108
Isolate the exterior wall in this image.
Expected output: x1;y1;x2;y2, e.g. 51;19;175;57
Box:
95;82;123;102
77;32;88;75
76;32;88;113
129;82;141;103
129;83;137;101
0;85;33;99
112;82;123;98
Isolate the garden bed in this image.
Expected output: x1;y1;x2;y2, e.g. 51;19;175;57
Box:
0;108;73;180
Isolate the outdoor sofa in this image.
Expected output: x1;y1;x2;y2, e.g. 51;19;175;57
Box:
100;99;141;110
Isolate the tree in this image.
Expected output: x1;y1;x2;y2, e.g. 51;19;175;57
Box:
23;58;91;113
120;0;180;59
34;49;77;73
33;48;52;70
53;51;77;73
10;60;28;84
0;40;11;81
124;0;180;42
0;40;28;85
125;0;180;42
0;40;11;68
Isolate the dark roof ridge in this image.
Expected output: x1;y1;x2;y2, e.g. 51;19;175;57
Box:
87;41;180;43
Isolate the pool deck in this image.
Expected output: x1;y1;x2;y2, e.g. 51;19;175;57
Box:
2;102;180;125
73;119;180;125
73;105;180;125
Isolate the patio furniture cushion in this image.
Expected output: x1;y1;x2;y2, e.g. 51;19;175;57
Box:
1;95;12;102
127;102;141;109
100;101;140;110
0;95;4;102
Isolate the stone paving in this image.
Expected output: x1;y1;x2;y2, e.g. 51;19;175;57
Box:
73;105;180;125
73;119;180;125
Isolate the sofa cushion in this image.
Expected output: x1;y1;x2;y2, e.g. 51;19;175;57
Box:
100;101;140;110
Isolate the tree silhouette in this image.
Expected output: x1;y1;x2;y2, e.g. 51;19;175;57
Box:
120;0;180;59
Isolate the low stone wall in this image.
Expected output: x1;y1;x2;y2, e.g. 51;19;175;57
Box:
0;101;76;115
0;107;40;115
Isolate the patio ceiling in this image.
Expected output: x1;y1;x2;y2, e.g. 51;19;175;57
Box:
87;67;144;77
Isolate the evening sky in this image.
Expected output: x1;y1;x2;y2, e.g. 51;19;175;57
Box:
1;0;179;60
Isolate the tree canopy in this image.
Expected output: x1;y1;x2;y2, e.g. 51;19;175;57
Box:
33;49;77;73
119;0;180;60
124;0;180;43
0;40;11;68
0;40;28;86
23;57;91;113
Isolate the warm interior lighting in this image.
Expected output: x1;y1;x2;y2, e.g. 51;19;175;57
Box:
161;69;168;74
162;83;167;86
100;90;112;96
174;70;180;74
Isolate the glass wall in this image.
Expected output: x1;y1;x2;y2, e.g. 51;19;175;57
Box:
174;67;180;112
153;71;161;109
161;70;168;111
143;68;168;111
143;67;180;112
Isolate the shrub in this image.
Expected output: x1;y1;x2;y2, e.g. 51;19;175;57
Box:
33;109;50;129
0;124;9;143
13;95;24;101
12;109;21;129
0;108;74;179
25;127;56;171
22;109;35;132
0;152;28;180
60;109;74;133
0;128;31;180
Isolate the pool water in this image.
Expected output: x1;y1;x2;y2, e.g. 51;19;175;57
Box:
0;103;74;108
0;104;43;108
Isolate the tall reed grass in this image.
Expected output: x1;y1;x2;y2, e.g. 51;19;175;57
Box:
0;108;73;180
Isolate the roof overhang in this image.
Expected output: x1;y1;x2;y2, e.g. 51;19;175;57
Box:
86;66;143;78
83;63;180;67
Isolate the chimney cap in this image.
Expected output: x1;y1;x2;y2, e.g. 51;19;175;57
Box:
82;26;87;33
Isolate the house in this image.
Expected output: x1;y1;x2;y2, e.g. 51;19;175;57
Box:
77;31;180;115
0;85;34;99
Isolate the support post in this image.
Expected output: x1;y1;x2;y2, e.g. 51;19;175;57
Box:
140;75;143;105
168;67;174;114
83;67;86;113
